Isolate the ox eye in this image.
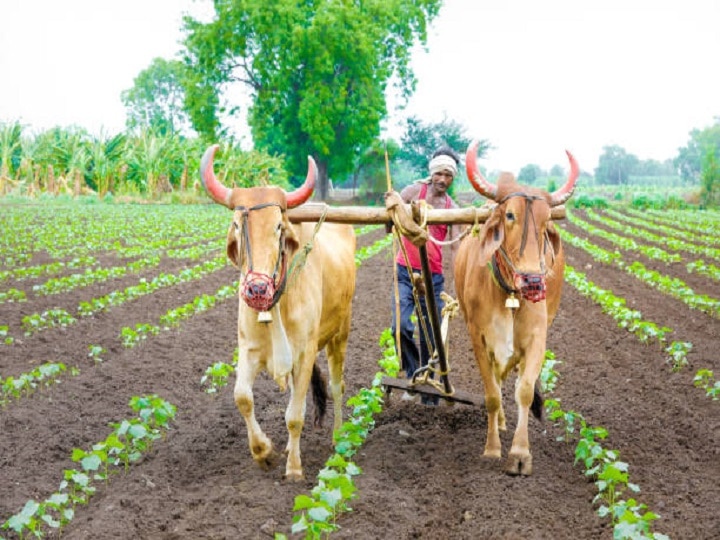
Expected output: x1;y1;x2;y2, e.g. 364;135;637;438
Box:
505;211;516;221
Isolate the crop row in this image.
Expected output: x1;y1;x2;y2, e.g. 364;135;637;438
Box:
611;208;720;248
581;208;720;262
559;223;719;401
1;255;227;347
0;205;228;264
640;208;720;237
1;395;177;539
561;215;720;317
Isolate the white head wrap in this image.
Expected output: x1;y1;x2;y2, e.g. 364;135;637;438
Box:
428;154;458;178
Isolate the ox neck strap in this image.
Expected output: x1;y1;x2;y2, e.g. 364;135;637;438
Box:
490;250;517;295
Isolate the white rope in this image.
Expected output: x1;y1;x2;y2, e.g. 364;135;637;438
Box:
427;227;470;246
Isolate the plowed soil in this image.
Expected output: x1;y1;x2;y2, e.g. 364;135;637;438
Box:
1;207;718;539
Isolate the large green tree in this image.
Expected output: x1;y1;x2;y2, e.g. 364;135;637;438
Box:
121;58;193;136
181;0;442;199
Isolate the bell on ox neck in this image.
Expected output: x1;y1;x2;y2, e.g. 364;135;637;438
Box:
505;294;520;309
257;310;272;323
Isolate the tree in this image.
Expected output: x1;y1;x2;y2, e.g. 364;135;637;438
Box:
518;164;541;185
594;145;639;185
700;148;719;207
675;118;720;183
634;158;675;177
121;58;193;136
398;114;485;178
181;0;442;199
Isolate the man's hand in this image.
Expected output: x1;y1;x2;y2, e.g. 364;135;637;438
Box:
412;272;426;296
384;190;403;211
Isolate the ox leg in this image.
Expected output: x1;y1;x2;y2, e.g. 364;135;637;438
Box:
234;353;277;471
326;333;348;437
473;346;503;459
284;352;315;481
505;346;544;476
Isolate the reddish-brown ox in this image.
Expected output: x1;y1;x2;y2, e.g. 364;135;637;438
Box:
454;140;579;475
200;145;356;480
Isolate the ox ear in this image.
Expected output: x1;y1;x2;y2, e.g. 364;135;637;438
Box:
546;221;562;256
226;224;240;268
478;210;504;264
282;214;300;252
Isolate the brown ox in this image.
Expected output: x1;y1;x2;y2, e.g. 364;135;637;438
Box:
200;145;356;480
454;140;579;475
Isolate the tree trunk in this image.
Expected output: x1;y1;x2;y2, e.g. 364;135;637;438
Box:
33;164;41;194
180;164;188;191
73;170;82;197
147;172;156;198
48;165;56;195
0;162;8;195
317;158;329;201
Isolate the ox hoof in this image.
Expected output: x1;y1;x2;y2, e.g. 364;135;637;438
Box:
504;453;533;476
253;447;280;471
284;469;305;482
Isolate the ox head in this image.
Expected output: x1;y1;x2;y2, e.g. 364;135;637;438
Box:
200;144;317;312
465;140;579;302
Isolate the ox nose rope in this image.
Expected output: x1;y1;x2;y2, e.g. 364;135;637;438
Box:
490;193;550;306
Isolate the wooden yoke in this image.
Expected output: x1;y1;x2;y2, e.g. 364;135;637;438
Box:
287;202;566;225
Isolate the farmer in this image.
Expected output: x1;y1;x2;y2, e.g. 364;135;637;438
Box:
388;146;463;405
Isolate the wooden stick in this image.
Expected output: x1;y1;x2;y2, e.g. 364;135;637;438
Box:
287;203;566;224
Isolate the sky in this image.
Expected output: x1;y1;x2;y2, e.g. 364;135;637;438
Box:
1;0;718;174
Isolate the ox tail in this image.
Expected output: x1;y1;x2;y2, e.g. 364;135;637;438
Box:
311;363;328;429
531;383;544;421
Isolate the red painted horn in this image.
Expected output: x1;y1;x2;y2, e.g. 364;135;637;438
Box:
549;150;580;207
465;139;498;200
201;145;316;209
200;144;231;208
286;156;317;208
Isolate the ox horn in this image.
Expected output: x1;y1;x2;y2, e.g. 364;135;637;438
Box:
201;145;317;209
285;156;317;208
200;144;232;208
549;150;580;207
465;139;498;201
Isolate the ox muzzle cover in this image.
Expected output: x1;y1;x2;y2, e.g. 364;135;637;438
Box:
241;271;277;312
516;273;547;303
